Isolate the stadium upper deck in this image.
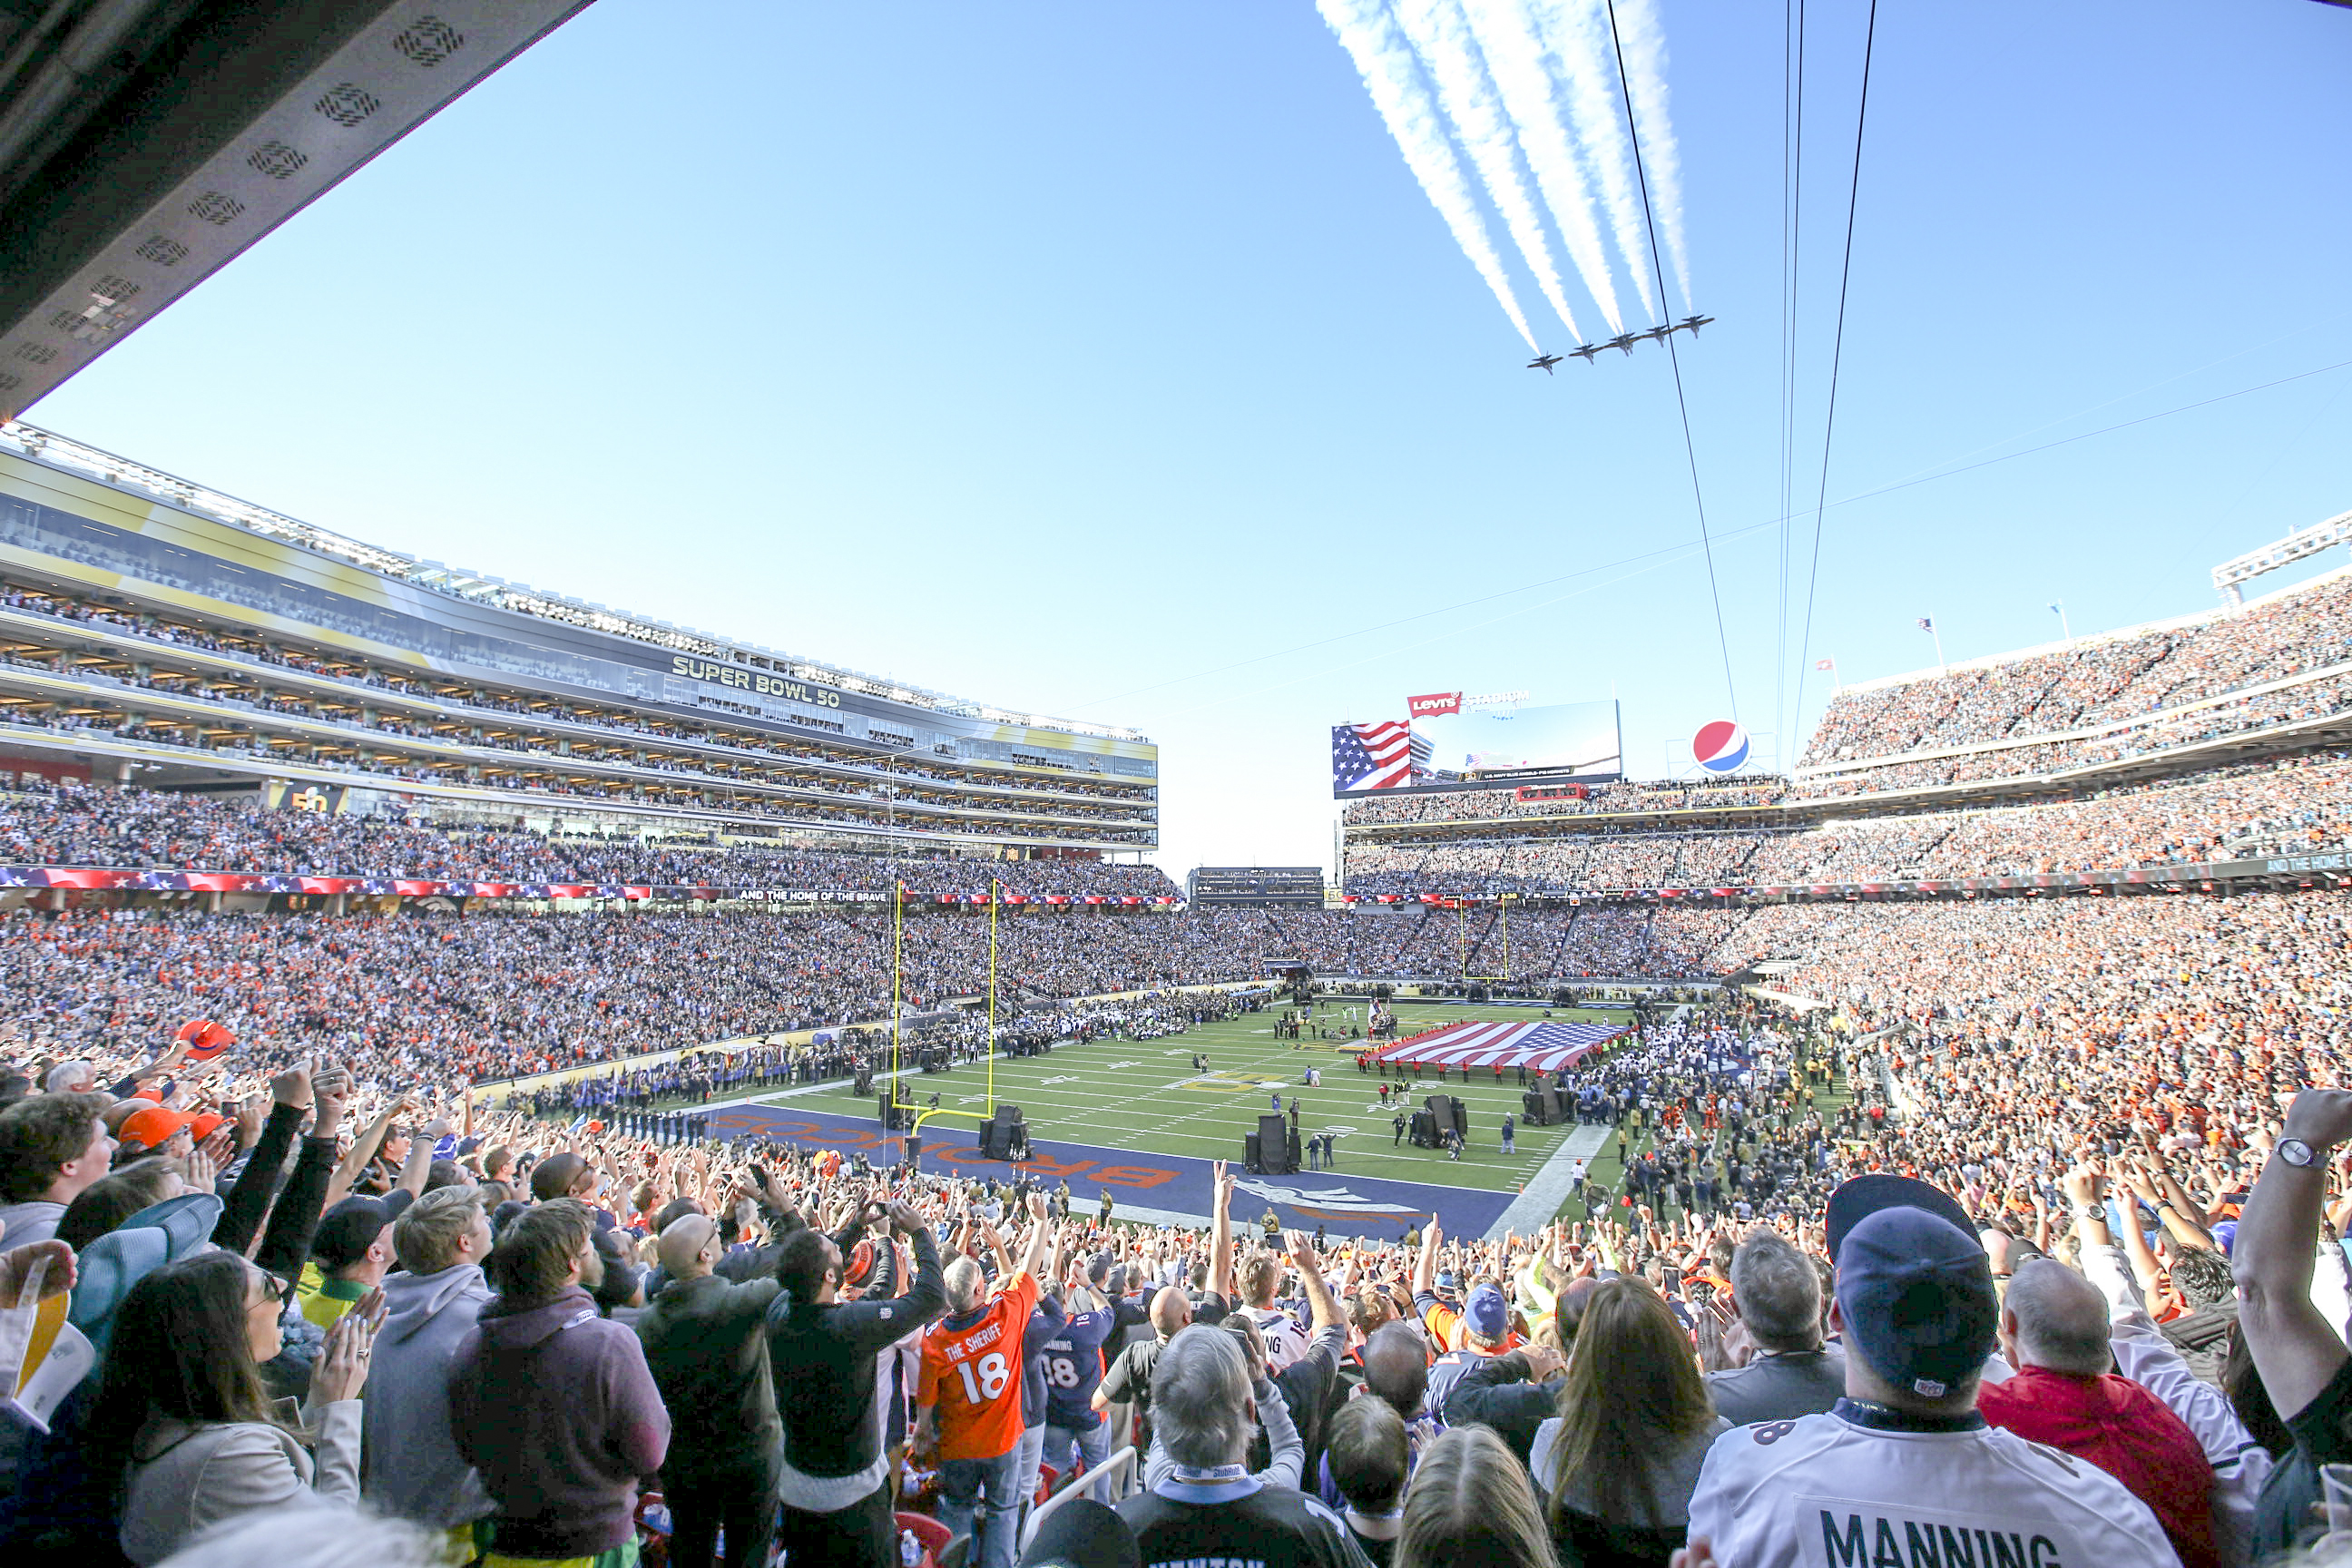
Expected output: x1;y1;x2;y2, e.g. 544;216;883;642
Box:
1346;552;2352;864
0;423;1155;855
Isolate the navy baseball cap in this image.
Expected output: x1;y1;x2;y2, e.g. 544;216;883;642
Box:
1834;1204;1998;1399
1020;1497;1140;1568
1825;1172;1975;1260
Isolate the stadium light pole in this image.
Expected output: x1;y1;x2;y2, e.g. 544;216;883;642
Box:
2050;601;2073;648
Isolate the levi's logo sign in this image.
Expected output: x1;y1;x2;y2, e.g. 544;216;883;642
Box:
1406;691;1460;718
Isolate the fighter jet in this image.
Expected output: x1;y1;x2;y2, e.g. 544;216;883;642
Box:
1526;353;1564;375
1603;332;1641;357
1675;314;1716;337
1641;323;1676;345
1567;344;1604;363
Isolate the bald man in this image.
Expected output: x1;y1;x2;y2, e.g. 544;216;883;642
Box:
635;1212;784;1568
1094;1284;1195;1446
1980;1259;2220;1568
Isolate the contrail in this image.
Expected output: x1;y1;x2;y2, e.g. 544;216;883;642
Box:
1522;0;1655;321
1318;0;1540;348
1610;0;1690;308
1458;0;1623;336
1389;0;1583;341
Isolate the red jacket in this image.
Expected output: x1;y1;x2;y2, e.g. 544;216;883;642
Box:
1978;1364;2218;1568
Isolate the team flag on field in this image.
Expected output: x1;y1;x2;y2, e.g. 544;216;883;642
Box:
1332;720;1415;794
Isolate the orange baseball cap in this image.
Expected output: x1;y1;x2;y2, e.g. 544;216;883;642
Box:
116;1106;200;1152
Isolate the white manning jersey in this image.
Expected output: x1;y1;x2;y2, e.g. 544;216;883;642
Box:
1687;1409;2182;1568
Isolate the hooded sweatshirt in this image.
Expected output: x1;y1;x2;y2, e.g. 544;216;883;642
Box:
449;1285;671;1559
363;1262;495;1528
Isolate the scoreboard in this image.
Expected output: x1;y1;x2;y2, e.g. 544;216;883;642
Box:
1187;866;1326;908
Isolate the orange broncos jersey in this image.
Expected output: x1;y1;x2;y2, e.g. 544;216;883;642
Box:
918;1269;1039;1462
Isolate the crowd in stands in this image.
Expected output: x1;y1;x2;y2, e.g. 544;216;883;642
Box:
13;888;2352;1566
1342;779;1785;828
17;572;2352;1563
0;779;1180;898
0;900;1734;1102
1799;568;2352;771
1345;751;2352;896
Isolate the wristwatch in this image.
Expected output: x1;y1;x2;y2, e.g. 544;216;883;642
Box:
2279;1138;2318;1169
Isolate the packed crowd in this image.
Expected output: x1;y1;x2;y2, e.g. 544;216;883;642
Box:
0;899;1736;1099
1798;568;2352;770
12;916;2352;1566
1341;779;1786;828
1345;751;2352;897
0;779;1181;899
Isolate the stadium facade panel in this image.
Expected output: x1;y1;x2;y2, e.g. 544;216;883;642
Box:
0;431;1154;856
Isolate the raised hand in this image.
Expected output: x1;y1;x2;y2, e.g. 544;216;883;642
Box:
2284;1090;2352;1155
310;1295;381;1404
271;1057;316;1111
0;1239;75;1309
181;1144;220;1196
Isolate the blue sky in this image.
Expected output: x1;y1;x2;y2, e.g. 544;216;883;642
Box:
25;0;2352;876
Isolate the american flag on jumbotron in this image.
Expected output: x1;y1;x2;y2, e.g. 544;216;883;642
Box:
1332;720;1414;793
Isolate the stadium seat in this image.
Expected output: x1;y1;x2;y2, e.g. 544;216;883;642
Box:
897;1510;953;1568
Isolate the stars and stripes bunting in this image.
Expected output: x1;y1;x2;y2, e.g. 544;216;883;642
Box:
1372;1019;1625;1074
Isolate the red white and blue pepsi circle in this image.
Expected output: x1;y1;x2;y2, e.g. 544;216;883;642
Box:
1692;720;1749;773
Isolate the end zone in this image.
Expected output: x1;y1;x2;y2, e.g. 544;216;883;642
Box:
710;1102;1519;1240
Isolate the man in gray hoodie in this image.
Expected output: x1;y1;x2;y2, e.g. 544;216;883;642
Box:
451;1199;671;1563
362;1186;497;1535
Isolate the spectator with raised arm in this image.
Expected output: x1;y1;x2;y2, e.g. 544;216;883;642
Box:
2232;1088;2352;1559
360;1185;496;1543
634;1209;782;1568
916;1191;1051;1568
769;1192;945;1567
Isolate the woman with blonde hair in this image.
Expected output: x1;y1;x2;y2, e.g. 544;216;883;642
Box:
1532;1276;1728;1568
1392;1424;1558;1568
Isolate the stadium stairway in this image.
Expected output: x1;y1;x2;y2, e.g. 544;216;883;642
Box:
1384;906;1439;971
1460;906;1503;977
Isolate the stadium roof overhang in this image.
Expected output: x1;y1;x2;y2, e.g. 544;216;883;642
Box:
0;0;595;422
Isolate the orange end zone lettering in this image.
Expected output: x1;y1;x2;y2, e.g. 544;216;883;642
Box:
1020;1156;1098;1179
1092;1166;1173;1190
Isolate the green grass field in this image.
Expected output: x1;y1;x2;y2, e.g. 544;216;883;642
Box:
758;1000;1627;1196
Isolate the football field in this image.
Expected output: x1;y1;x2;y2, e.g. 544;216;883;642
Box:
705;1000;1650;1238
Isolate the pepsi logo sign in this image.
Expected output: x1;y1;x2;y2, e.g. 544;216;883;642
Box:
1692;720;1749;774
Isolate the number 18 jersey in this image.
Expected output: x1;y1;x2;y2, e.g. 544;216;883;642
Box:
918;1269;1040;1463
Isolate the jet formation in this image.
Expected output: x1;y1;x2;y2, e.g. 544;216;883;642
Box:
1527;315;1713;373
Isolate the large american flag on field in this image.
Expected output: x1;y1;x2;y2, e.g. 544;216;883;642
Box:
1375;1019;1626;1074
1332;720;1414;793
